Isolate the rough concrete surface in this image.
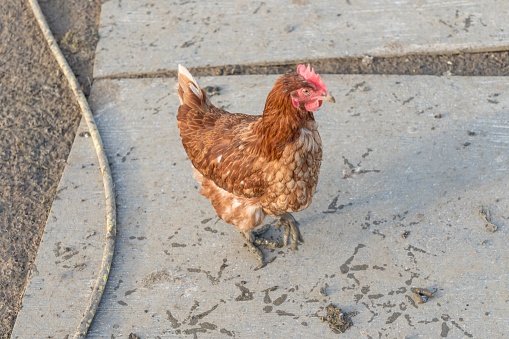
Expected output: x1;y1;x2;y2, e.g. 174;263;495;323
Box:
94;0;509;77
15;74;508;337
94;75;509;338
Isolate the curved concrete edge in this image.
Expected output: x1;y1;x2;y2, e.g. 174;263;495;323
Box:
11;118;107;338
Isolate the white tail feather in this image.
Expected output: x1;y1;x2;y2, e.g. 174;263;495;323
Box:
178;64;202;102
177;64;211;111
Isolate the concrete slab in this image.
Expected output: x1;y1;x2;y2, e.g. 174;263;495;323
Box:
74;74;509;337
94;1;509;78
11;118;107;338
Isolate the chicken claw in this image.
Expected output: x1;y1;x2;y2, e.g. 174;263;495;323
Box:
243;213;304;269
242;230;277;271
276;213;304;251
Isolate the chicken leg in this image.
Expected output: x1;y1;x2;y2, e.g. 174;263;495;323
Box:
243;213;304;270
242;230;278;270
275;213;304;251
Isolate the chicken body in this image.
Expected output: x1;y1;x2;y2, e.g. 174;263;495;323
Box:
177;65;334;268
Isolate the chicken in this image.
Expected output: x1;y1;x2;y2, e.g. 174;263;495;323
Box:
177;64;335;269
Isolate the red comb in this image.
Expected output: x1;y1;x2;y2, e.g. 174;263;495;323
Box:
297;64;327;92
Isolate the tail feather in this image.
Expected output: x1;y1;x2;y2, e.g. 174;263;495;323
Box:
177;65;210;113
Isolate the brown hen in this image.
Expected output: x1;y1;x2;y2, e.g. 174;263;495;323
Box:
177;64;334;269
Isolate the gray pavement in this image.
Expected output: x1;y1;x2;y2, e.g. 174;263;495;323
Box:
12;0;509;338
94;0;509;77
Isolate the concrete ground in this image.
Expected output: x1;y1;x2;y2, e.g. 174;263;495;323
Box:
12;0;509;338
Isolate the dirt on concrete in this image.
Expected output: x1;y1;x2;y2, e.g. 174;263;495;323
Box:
134;51;509;78
321;303;355;334
0;0;508;337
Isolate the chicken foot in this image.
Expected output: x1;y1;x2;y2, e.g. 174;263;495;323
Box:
242;213;304;270
252;224;285;247
242;230;278;271
275;213;304;251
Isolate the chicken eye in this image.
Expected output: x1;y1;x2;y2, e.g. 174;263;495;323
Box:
302;88;311;96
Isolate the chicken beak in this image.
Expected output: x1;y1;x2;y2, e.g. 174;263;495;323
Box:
320;93;336;103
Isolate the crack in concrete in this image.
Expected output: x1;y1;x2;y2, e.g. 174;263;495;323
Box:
94;51;509;80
